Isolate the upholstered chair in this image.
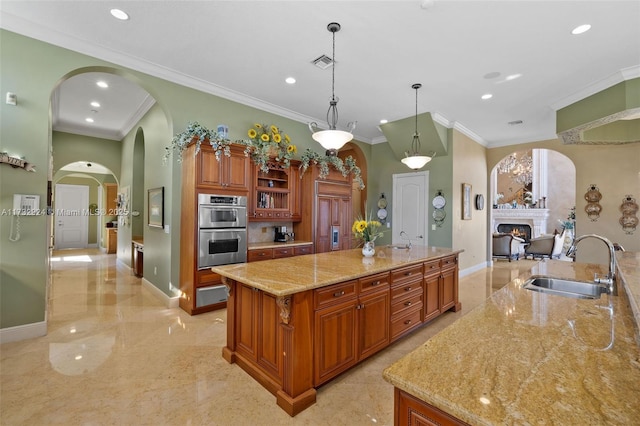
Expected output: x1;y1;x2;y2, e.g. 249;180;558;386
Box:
492;233;524;262
525;228;566;259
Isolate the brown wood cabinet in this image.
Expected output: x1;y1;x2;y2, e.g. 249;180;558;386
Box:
247;243;313;262
106;228;117;254
249;160;301;221
293;165;353;254
197;143;250;193
105;183;118;215
313;273;390;385
221;252;460;416
179;141;250;315
395;388;470;426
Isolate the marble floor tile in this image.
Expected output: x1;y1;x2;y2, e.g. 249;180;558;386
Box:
0;249;540;425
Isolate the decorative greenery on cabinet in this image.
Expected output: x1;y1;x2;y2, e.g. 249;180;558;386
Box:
165;121;364;189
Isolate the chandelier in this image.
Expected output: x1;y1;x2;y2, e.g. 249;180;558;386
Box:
308;22;357;156
497;152;533;186
401;83;434;170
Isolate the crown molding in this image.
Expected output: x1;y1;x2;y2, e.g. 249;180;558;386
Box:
119;95;156;139
550;65;640;111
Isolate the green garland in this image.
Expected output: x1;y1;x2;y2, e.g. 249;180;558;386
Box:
165;122;364;190
299;149;364;190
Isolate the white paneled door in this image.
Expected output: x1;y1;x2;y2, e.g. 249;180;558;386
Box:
392;172;428;247
54;184;89;249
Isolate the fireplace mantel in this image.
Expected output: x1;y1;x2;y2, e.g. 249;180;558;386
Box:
492;208;549;238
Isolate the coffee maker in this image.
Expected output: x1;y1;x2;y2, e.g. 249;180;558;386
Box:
274;226;288;242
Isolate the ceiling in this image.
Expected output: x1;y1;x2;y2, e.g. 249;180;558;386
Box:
1;1;639;148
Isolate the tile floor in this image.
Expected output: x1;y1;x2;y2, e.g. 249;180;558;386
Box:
0;249;540;426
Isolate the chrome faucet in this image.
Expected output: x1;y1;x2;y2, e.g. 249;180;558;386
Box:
399;231;412;249
566;234;617;295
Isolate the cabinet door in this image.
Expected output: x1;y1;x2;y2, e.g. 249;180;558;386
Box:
315;196;332;253
256;291;282;381
198;146;224;187
236;284;258;359
105;184;118;214
440;267;456;312
314;301;357;385
424;274;440;322
338;197;352;250
225;145;250;191
357;290;390;361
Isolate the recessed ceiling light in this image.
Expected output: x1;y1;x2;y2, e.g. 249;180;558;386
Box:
85;118;94;123
483;71;501;79
96;81;108;89
379;119;388;124
285;77;296;84
508;120;523;126
571;24;591;35
481;94;493;100
90;101;100;108
505;73;522;81
110;9;129;21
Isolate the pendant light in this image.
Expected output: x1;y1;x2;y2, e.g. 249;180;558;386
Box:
308;22;356;156
401;83;434;170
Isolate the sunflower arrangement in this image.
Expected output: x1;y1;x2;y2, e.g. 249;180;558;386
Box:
352;211;385;244
246;123;297;173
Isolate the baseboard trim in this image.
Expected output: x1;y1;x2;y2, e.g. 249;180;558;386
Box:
460;261;489;278
0;321;47;344
142;278;180;309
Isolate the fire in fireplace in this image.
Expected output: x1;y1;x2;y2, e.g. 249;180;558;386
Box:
497;224;532;241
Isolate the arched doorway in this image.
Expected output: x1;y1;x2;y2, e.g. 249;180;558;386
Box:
490;148;576;259
53;161;118;251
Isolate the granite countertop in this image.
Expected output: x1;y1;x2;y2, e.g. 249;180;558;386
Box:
212;246;462;297
248;241;313;250
383;256;640;425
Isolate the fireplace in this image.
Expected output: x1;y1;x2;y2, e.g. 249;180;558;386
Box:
497;224;532;241
492;209;549;239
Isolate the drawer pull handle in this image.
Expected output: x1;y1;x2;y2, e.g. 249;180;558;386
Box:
404;301;412;307
404;272;412;276
334;290;345;297
259;253;265;256
404;320;412;325
405;286;412;291
371;280;380;286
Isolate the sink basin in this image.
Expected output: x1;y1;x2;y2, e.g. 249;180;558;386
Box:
387;244;410;250
523;276;610;300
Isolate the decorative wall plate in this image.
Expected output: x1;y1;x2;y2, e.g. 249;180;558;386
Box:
432;195;446;209
377;193;387;209
475;194;484;210
433;209;446;226
620;195;638;234
377;208;388;220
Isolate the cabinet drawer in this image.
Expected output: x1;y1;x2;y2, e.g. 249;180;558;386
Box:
391;308;423;340
423;259;440;277
391;264;423;284
441;256;457;271
358;272;390;294
391;292;423;317
314;280;357;309
293;245;314;256
273;247;294;258
197;269;222;288
248;249;273;262
391;282;422;301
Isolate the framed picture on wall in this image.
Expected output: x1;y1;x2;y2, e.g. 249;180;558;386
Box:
462;183;472;220
148;187;164;228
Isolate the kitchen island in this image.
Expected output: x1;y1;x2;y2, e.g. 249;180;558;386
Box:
212;245;463;416
383;255;640;425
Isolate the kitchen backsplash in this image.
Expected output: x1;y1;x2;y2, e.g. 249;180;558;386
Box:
248;221;294;243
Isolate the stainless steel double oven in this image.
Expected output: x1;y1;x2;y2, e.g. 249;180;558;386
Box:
198;194;247;270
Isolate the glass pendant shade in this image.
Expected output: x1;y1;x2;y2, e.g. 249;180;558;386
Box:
312;129;353;151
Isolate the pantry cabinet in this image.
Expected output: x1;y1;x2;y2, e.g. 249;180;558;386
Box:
197;143;250;193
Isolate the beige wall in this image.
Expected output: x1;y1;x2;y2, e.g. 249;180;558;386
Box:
452;130;488;271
